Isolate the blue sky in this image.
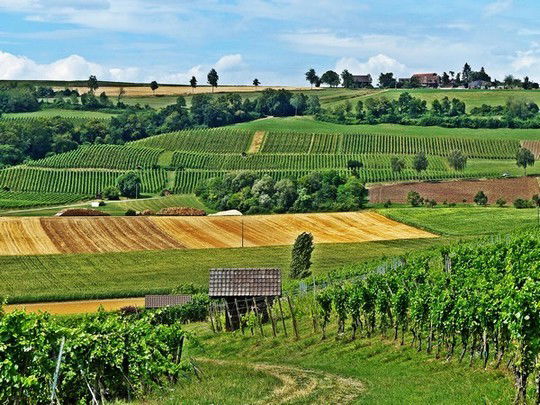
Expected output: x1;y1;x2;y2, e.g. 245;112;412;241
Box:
0;0;538;85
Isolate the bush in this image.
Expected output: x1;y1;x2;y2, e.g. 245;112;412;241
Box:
514;198;534;209
150;294;210;325
125;209;137;216
474;191;488;206
102;186;120;200
407;191;424;207
496;198;507;207
426;199;437;208
383;200;392;208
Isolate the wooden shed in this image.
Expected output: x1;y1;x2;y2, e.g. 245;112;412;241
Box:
144;295;192;309
209;268;281;330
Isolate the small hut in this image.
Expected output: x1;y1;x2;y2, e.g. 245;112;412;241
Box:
144;295;192;309
209;268;281;330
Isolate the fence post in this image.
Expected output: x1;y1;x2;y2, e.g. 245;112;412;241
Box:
234;298;244;335
287;296;299;340
208;302;216;333
278;297;288;337
265;297;277;337
224;300;234;331
245;297;254;336
253;297;265;337
50;336;65;405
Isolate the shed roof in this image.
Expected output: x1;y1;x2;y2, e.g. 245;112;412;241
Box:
209;268;281;297
145;294;192;309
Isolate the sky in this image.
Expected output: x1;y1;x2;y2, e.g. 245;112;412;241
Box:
0;0;538;85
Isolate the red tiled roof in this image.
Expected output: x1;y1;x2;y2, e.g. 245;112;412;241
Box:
209;268;282;297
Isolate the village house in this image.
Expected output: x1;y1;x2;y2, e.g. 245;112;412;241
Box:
412;73;440;88
352;74;373;88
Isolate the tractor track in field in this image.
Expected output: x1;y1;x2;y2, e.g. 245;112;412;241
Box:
199;358;364;404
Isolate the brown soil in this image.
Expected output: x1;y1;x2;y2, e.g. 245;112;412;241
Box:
248;131;266;154
55;208;109;216
369;177;540;204
521;140;540;158
0;212;436;256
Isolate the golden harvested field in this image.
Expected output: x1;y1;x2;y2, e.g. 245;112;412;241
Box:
5;297;145;315
0;212;436;256
59;85;310;97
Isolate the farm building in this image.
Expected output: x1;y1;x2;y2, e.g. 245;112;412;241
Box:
352;74;373;88
411;73;440;87
145;294;192;309
468;80;491;89
209;268;281;330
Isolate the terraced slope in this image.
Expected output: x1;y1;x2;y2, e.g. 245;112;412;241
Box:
0;212;436;256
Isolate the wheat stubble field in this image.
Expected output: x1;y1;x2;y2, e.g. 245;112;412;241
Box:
0;212;436;256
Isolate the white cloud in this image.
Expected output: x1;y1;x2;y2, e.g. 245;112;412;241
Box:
335;54;408;79
214;54;243;71
484;0;513;16
511;50;539;70
0;50;138;81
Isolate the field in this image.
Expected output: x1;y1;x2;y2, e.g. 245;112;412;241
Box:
0;191;87;209
2;108;114;120
369;176;540;204
0;212;435;256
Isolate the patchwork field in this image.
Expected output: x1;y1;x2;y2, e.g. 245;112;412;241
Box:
369;176;540;204
0;212;436;256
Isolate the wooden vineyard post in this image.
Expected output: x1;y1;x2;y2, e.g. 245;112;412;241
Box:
278;298;288;337
253;297;265;337
265;297;277;337
234;298;244;335
208;302;216;333
245;298;254;336
287;296;299;340
224;300;234;332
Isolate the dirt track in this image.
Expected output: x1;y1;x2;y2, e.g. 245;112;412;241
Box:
369;177;540;204
0;212;436;256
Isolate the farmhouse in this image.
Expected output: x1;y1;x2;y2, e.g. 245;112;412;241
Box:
412;73;440;88
352;74;373;88
468;80;491;89
209;268;281;330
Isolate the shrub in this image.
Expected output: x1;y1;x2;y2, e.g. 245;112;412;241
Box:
426;199;437;208
496;198;507;207
383;200;392;208
102;186;120;200
125;209;137;216
514;198;534;209
116;171;142;198
407;191;424;207
474;191;488;206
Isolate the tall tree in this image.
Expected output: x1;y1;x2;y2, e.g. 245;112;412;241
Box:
320;70;340;87
149;81;159;96
462;63;472;83
516;147;535;175
448;149;467;171
253;78;260;87
341;69;354;89
305;68;318;89
441;72;450;87
378;72;396;88
207;69;219;92
189;76;197;93
290;232;314;279
87;75;99;93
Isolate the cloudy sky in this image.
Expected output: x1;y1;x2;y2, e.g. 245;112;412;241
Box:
0;0;537;85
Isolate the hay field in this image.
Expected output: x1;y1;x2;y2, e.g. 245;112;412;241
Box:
60;85;309;97
0;212;436;256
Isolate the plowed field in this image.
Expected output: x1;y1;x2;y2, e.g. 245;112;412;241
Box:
0;212;435;256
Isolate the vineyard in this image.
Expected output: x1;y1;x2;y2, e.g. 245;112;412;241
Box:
28;145;164;170
0;191;87;209
0;167;167;195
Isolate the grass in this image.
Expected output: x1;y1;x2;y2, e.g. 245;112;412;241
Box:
378;206;539;236
149;317;514;404
234;116;540;141
0;237;452;304
2;109;115;119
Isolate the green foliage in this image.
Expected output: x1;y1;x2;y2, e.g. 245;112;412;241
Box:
496;197;506;207
474;191;488;206
290;232;314;279
102;185;120;200
513;198;534;209
207;68;219;88
447;149;467;170
516;147;535;175
407;191;424;207
413;152;429;172
116;171;142;198
0;308;191;403
390;156;405;172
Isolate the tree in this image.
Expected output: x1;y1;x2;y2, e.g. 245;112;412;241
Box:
516;147;535;175
117;86;126;102
207;69;219;92
102;186;120;200
87;75;99;93
290;232;314;279
341;69;354;89
462;63;472;83
390;156;405;172
305;68;318;89
448;149;467;171
150;81;159;96
253;78;260;87
189;76;197;93
413;152;428;173
441;72;450;87
116;171;142;198
474;190;488;206
320;70;340;87
407;191;424;207
378;72;396;88
290;93;307;115
347;159;363;172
